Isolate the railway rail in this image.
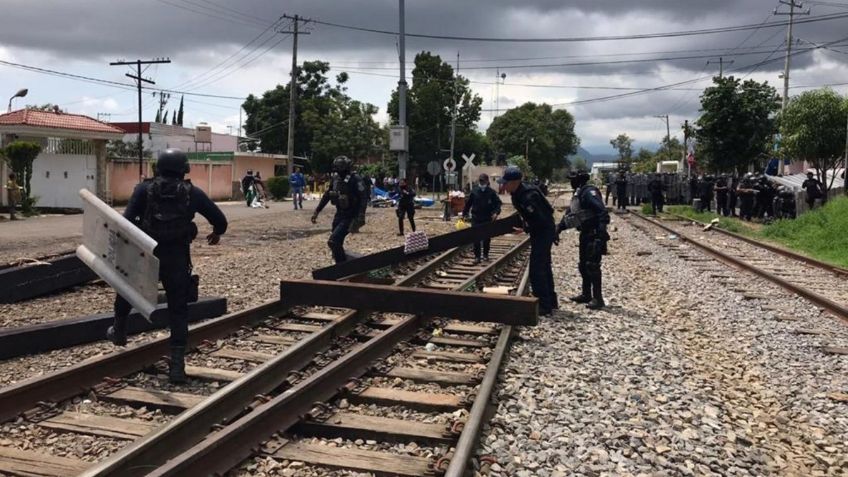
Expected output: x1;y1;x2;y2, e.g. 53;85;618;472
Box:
0;233;534;477
627;211;848;324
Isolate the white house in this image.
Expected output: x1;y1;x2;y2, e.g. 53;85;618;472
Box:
0;109;124;209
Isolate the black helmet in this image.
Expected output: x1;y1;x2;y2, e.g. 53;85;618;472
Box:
157;149;189;177
332;156;353;175
568;169;590;188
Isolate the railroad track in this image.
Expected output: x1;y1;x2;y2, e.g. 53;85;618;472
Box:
625;211;848;324
0;234;533;477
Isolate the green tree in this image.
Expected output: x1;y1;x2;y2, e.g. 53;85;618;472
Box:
571;156;588;171
486;102;579;178
25;103;64;113
633;147;656;173
106;140;152;159
779;88;848;192
695;76;780;172
243;61;383;172
609;134;634;169
388;51;484;173
507;155;533;178
3;141;42;209
177;95;184;126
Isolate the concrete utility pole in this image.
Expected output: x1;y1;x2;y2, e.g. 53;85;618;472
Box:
775;0;810;175
683;119;690;179
397;0;408;179
110;58;170;181
655;114;671;144
281;14;310;175
707;57;734;78
449;52;459;183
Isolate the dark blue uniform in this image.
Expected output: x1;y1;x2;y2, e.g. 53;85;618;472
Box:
114;179;228;348
396;184;416;234
463;185;502;260
575;185;609;305
316;174;364;263
511;183;557;314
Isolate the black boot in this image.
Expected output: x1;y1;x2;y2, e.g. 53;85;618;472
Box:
106;325;127;346
570;294;591;304
570;279;592;303
586;274;605;309
106;315;127;346
169;346;187;384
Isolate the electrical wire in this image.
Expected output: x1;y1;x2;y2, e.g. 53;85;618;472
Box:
154;0;269;29
309;12;848;43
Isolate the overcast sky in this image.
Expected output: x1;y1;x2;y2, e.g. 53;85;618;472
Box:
1;0;847;154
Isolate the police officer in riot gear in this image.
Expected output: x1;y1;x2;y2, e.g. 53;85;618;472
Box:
558;169;610;310
312;156;365;263
499;167;557;316
107;149;228;384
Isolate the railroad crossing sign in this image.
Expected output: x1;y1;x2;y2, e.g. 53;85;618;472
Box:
461;153;476;171
427;160;441;176
443;157;457;172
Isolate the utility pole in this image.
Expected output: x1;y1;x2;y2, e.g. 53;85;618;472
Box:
775;0;810;175
280;15;310;176
449;52;459;186
397;0;408;179
495;69;506;118
110;58;170;181
683;120;690;179
655;114;670;144
707;57;734;78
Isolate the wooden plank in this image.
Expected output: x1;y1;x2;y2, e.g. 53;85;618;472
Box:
311;214;522;280
385;367;478;385
430;336;489;348
273;441;431;477
443;323;498;335
39;411;157;440
822;346;848;356
280;279;538;326
300;312;344;322
104;386;204;410
411;350;484;363
185;365;245;382
271;323;324;333
251;334;297;346
0;297;227;360
211;348;275;363
293;412;452;445
352;387;464;411
0;253;97;303
0;446;88;477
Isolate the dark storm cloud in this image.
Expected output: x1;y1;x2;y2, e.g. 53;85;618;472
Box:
1;0;845;77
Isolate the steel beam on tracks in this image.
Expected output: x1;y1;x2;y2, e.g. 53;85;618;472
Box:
280;279;538;326
312;213;523;281
0;297;227;360
0;253;96;303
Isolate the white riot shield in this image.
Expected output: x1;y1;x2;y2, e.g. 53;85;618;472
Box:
76;189;160;321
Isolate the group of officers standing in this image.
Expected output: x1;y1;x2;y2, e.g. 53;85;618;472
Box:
104;149;608;383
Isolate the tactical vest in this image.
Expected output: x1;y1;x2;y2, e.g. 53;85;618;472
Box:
142;177;196;244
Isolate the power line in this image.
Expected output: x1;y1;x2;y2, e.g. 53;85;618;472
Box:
181;32;292;91
169;17;286;91
154;0;269;28
0;60;247;100
309;12;848;43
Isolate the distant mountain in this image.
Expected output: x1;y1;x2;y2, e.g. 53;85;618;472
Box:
568;147;617;166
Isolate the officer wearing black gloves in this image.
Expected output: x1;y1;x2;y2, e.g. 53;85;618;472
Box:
107;149;228;384
312;156;364;263
499;167;557;316
463;173;502;264
558;170;610;310
396;178;416;236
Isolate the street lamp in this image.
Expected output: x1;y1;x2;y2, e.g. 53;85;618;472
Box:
7;88;28;113
525;137;534;161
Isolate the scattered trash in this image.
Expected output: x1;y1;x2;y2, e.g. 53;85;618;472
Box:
424;343;437;352
703;218;720;231
667;234;679;240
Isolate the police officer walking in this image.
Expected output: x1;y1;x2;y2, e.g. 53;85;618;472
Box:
614;172;628;210
395;178;416;236
647;173;665;215
499;167;557;316
312;156;364;263
107;149;228;383
558;170;610;310
462;173;502;264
